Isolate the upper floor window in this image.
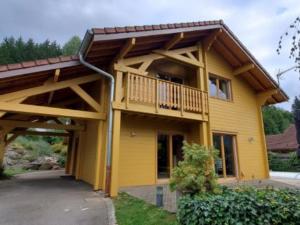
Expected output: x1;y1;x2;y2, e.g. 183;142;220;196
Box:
209;74;231;100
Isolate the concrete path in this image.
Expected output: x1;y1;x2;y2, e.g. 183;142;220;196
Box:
270;171;300;179
0;170;112;225
270;171;300;188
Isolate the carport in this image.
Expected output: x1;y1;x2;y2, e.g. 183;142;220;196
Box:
0;56;109;191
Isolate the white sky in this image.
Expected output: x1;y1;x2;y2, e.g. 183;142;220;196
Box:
0;0;300;111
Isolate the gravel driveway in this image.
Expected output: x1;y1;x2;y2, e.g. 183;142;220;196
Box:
0;170;111;225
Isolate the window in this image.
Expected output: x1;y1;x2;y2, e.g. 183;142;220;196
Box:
213;133;237;178
209;75;231;100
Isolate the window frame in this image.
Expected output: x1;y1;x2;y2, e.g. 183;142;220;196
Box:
212;132;239;179
209;74;232;101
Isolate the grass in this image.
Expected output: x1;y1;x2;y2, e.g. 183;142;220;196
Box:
2;167;29;179
113;192;178;225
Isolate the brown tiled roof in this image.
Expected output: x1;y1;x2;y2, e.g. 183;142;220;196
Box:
266;124;298;152
0;55;78;73
92;20;223;35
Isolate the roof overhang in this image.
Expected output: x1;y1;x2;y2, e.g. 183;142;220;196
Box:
79;21;288;104
0;20;289;104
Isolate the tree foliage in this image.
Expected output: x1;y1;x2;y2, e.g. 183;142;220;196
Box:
0;37;62;64
62;36;81;56
169;141;220;195
292;95;300;116
262;106;293;135
277;16;300;73
0;36;81;65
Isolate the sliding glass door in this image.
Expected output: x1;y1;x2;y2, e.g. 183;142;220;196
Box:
213;133;237;178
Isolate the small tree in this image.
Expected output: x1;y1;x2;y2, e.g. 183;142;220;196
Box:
170;141;221;195
62;36;81;56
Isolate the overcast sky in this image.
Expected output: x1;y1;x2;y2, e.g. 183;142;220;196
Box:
1;0;300;111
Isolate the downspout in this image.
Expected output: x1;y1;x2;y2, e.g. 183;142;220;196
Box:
78;30;115;195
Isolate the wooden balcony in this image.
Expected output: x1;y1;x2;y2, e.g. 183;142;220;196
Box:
113;73;209;121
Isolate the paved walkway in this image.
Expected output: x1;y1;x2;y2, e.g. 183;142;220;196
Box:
270;171;300;188
0;170;112;225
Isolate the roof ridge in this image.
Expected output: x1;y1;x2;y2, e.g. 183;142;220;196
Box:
92;20;224;35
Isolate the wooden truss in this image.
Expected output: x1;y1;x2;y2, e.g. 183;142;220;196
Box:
0;74;105;120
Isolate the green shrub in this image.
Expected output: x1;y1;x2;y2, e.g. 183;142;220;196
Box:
177;187;300;225
169;141;220;195
14;136;53;158
51;142;67;156
57;155;66;167
269;152;300;172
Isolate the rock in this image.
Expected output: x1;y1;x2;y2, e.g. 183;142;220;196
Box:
52;165;61;170
39;163;53;170
23;163;41;170
14;148;25;155
5;150;21;160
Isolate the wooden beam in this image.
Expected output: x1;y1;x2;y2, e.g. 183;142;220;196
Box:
0;119;84;130
233;63;255;76
0;74;100;102
5;133;18;146
164;32;184;50
153;49;204;68
114;63;148;76
257;89;278;105
114;38;136;62
203;28;222;51
0;102;106;120
70;85;101;112
11;130;70;137
0;97;27;118
48;69;61;105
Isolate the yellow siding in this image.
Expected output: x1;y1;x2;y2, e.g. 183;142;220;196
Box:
119;114;190;187
207;49;267;179
79;120;102;186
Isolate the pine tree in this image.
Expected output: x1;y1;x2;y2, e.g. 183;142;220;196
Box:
292;96;300;117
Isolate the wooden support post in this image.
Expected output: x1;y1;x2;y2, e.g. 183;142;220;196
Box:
69;133;77;176
65;132;74;174
199;122;209;146
109;110;121;197
93;121;104;190
0;130;5;168
114;71;124;103
75;131;85;180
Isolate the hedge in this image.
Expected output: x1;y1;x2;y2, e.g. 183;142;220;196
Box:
177;187;300;225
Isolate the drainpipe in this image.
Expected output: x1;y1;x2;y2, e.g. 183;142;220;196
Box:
78;30;115;195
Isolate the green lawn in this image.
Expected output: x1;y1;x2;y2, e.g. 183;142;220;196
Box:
113;192;178;225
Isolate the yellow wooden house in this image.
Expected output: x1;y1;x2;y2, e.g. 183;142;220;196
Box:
0;20;288;197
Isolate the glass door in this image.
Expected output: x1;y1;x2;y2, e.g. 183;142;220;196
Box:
213;133;237;178
157;134;184;180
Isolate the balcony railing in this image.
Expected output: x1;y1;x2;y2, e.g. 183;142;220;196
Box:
121;73;208;119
